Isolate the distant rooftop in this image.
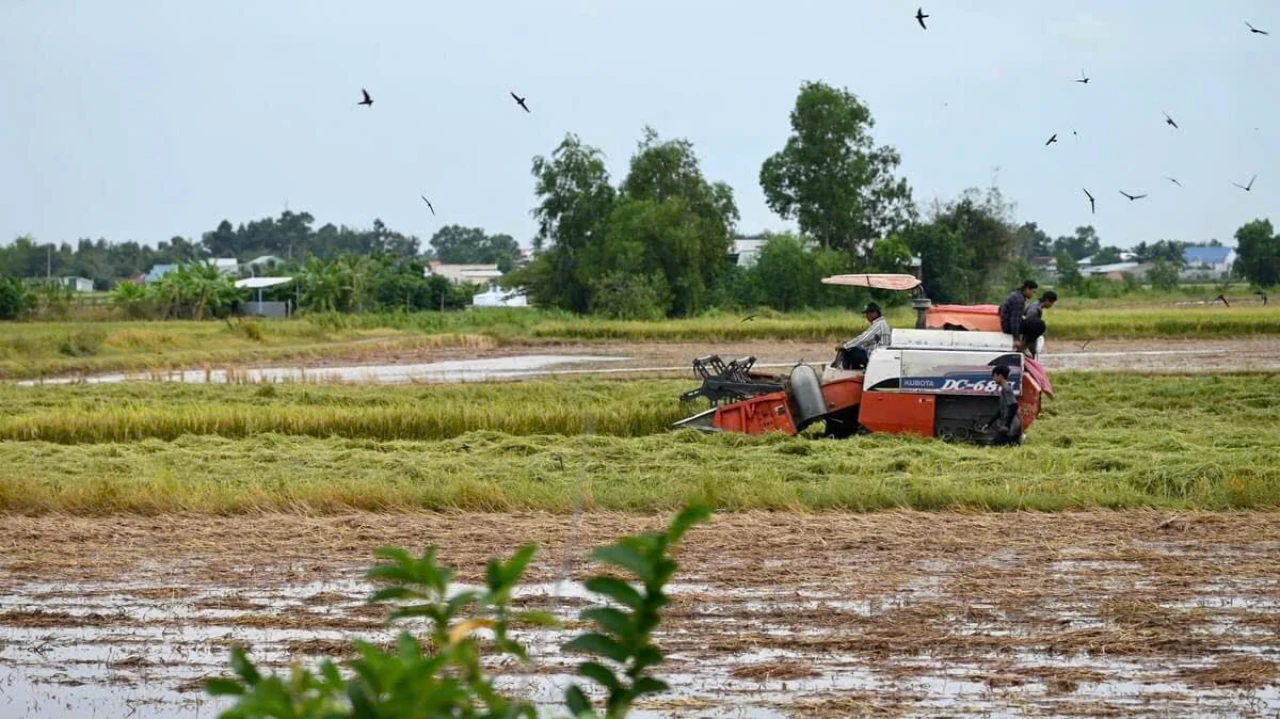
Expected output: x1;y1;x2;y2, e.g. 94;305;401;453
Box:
1183;246;1233;265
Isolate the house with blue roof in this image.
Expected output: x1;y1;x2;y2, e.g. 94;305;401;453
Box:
1181;246;1237;280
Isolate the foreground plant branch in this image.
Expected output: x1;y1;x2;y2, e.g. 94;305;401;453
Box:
206;505;711;719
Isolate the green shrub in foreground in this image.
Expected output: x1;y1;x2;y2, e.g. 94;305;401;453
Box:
206;505;710;719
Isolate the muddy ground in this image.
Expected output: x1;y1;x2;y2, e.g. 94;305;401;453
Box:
2;512;1278;717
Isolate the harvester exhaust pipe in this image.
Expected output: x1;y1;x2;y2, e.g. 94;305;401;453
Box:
912;296;933;329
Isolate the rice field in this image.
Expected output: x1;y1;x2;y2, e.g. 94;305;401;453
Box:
1;373;1277;514
1;300;1278;379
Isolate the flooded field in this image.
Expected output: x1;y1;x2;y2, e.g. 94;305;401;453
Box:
11;336;1280;387
2;511;1278;717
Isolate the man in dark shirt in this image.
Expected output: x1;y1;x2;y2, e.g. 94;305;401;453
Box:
1021;290;1056;358
990;364;1022;446
999;280;1038;351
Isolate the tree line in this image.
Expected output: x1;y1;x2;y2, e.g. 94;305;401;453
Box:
0;214;521;291
4;79;1277;319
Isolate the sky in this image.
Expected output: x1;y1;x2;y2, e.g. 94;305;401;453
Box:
1;0;1276;252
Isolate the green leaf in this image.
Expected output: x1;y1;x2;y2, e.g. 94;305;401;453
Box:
581;607;632;639
564;632;630;664
583;577;643;610
576;661;621;691
319;660;343;687
634;677;671;696
368;586;416;603
513;610;560;628
666;504;711;544
203;678;245;696
229;646;261;684
564;685;595;719
592;544;653;583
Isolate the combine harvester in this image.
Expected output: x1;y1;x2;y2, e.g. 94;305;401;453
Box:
676;274;1053;444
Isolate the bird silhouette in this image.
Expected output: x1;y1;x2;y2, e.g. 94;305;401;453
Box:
740;314;758;323
421;196;435;215
1163;112;1178;129
510;91;530;113
1166;176;1183;187
1045;133;1058;146
1258;292;1269;306
358;89;373;107
1233;174;1257;192
1079;339;1092;351
1076;69;1090;84
1072;129;1079;140
1083;188;1095;214
1215;294;1231;308
916;7;929;29
1245;21;1269;35
1119;190;1147;201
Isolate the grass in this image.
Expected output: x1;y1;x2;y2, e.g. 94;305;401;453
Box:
2;300;1278;380
0;373;1277;514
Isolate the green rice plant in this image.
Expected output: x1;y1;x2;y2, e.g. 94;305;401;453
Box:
0;374;1276;514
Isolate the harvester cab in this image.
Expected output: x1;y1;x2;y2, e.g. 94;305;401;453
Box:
675;274;1053;444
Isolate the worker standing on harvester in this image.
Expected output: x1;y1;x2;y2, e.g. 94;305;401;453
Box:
999;280;1038;352
835;302;891;370
990;364;1022;446
1021;290;1057;359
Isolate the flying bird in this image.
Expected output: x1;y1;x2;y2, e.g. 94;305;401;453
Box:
1072;129;1079;140
916;7;929;29
421;195;435;215
1163;112;1178;129
1045;133;1058;146
1215;294;1231;308
1245;21;1269;35
358;89;373;107
1166;176;1183;187
1082;188;1095;214
1076;69;1090;84
1233;174;1257;192
1119;190;1147;201
740;314;758;323
510;91;530;113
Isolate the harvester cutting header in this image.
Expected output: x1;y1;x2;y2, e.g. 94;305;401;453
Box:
676;274;1053;445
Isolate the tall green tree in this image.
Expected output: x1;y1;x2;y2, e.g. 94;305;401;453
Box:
1234;219;1279;287
1051;226;1102;261
523;134;617;313
428;225;520;266
759;81;915;255
1013;222;1053;259
907;187;1019;303
595;128;739;316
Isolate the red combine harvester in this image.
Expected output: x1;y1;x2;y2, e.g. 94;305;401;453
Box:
675;274;1053;444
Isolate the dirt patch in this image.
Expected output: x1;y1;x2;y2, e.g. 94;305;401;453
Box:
2;511;1279;717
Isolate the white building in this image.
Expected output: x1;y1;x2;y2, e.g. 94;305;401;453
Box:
728;236;767;267
427;262;504;285
471;285;529;308
62;276;93;292
209;258;239;276
1181;247;1237;280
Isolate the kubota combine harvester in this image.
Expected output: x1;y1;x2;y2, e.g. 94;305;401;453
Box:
676;274;1053;444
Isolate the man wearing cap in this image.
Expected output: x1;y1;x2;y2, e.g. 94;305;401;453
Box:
834;302;892;369
999;280;1038;352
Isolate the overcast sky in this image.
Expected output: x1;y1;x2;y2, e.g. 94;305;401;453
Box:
1;1;1275;252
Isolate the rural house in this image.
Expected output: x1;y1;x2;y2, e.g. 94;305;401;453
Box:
1180;246;1237;280
61;276;94;293
427;261;504;285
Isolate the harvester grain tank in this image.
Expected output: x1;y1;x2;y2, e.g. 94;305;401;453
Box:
675;274;1053;444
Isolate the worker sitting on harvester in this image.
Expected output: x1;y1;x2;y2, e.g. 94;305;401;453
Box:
834;302;891;370
990;364;1022;446
999;280;1038;353
1021;290;1057;359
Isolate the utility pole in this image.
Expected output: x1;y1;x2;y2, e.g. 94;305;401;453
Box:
46;245;51;279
